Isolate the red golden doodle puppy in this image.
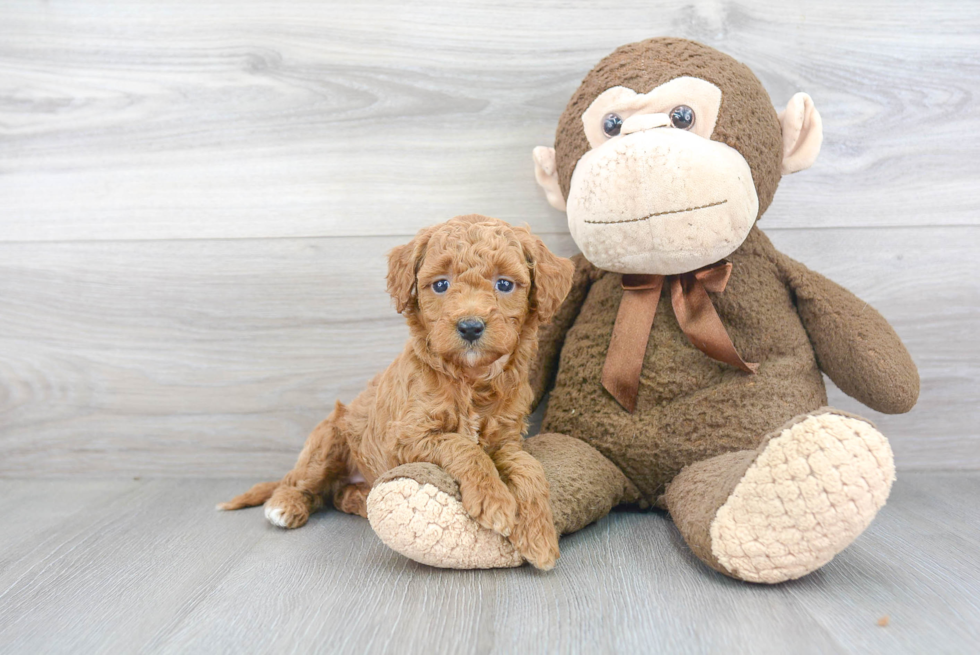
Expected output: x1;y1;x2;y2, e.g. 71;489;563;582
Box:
219;214;574;569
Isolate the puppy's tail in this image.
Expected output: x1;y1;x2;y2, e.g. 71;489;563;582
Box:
216;480;280;511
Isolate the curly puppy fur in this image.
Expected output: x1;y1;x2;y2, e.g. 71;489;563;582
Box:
219;214;574;570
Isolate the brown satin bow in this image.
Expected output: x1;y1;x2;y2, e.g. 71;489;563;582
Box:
601;261;758;413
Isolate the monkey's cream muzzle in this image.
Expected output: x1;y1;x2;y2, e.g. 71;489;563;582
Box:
566;127;759;275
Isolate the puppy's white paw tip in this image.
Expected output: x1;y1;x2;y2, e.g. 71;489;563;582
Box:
264;505;289;528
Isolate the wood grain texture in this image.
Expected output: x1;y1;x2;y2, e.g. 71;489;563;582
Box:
0;474;977;653
1;0;978;242
0;227;976;476
0;1;977;476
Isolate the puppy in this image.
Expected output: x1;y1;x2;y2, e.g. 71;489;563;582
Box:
219;214;574;569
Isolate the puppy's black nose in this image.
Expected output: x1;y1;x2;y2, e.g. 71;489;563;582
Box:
456;318;485;343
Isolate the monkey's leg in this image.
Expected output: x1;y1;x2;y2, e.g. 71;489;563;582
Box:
525;432;641;535
366;433;639;569
664;408;894;584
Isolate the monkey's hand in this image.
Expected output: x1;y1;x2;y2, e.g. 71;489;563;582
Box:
778;254;919;414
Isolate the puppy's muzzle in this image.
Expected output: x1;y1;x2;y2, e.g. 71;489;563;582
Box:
456;318;485;344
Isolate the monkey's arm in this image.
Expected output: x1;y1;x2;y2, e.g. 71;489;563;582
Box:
529;253;597;410
777;253;919;414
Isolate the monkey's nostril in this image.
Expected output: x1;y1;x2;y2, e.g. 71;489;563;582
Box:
456;319;485;343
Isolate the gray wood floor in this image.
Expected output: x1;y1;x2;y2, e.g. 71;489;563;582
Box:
0;472;977;654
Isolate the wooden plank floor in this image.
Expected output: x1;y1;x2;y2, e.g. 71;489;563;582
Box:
0;472;977;654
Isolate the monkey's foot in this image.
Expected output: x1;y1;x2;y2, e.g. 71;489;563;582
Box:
367;463;524;569
668;409;895;584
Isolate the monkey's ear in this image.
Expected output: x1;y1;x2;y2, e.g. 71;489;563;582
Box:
386;227;433;314
778;92;823;175
532;146;567;211
516;226;574;323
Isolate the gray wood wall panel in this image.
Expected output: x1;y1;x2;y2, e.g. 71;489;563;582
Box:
1;0;977;475
1;228;975;476
2;1;979;242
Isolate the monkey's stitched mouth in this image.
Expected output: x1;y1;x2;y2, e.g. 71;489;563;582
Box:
583;199;728;225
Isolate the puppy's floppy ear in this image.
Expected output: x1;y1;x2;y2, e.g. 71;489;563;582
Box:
516;226;574;323
386;226;434;314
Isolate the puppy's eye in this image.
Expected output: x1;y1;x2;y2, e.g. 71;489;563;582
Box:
432;279;450;294
602;113;623;137
670;105;695;130
495;278;515;293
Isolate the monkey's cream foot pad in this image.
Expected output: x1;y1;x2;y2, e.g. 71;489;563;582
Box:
711;412;895;584
367;474;524;570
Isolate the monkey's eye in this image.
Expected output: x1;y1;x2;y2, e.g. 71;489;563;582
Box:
432;279;450;294
495;278;515;293
670;105;695;130
602;113;623;137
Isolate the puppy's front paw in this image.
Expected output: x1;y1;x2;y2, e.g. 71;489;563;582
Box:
264;487;313;529
511;503;560;571
460;479;518;538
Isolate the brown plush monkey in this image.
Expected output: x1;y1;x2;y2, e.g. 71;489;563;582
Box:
367;38;919;583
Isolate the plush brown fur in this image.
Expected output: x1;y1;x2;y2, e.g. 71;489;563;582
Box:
533;227;917;505
220;215;574;570
555;37;783;220
373;38;919;582
532;37;917;501
524;39;919;579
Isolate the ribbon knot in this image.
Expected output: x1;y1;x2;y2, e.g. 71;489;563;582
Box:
601;261;758;413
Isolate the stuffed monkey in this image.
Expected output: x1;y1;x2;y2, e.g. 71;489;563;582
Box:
366;38;918;583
